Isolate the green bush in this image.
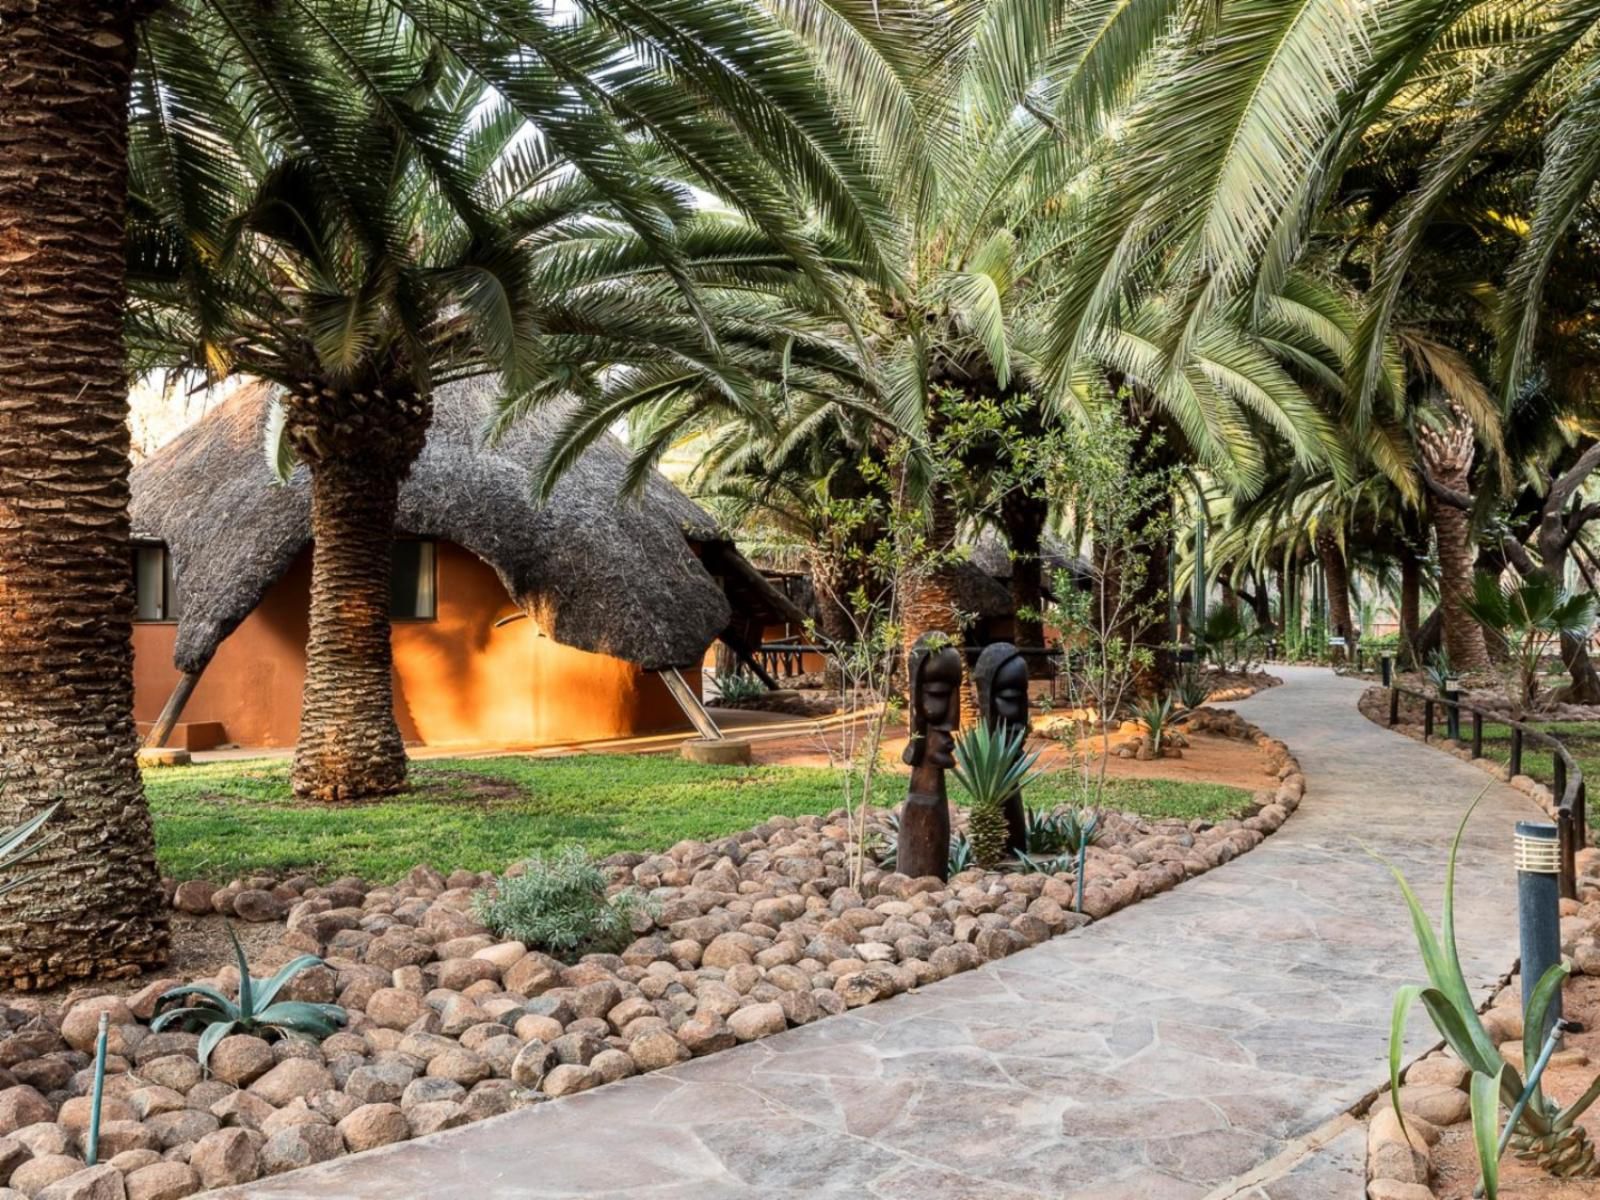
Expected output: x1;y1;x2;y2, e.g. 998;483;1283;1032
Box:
714;672;766;704
473;846;654;957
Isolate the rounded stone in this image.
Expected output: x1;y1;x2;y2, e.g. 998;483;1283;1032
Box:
10;1156;82;1198
259;1123;344;1176
208;1036;275;1087
628;1030;691;1073
247;1059;335;1107
336;1104;410;1153
189;1128;260;1190
727;1004;786;1042
539;1064;598;1098
125;1162;203;1200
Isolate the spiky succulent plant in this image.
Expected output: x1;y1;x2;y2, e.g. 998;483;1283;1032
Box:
150;926;345;1073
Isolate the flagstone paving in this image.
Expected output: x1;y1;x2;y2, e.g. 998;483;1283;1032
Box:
219;666;1537;1199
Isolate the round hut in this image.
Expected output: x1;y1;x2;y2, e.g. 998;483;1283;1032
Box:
129;379;772;751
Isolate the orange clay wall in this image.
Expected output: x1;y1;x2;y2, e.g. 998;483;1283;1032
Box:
133;542;694;749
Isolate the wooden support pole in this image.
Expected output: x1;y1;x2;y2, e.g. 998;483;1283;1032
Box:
1470;711;1482;759
144;670;201;749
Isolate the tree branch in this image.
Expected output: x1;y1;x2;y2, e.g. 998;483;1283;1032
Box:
1544;440;1600;515
1501;535;1536;577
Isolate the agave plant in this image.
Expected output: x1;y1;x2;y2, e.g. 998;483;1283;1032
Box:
874;818;997;878
1133;694;1182;754
0;801;60;899
951;723;1045;869
947;833;975;876
151;927;346;1073
1382;795;1599;1194
1172;665;1210;712
1424;648;1455;697
1012;850;1075;876
1024;806;1105;857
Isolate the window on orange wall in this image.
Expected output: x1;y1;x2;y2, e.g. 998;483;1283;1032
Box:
391;538;437;620
133;542;179;622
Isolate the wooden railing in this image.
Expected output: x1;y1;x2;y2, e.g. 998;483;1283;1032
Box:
1384;681;1588;899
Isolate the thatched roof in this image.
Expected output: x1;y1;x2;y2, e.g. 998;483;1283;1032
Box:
969;527;1091;591
130;378;734;673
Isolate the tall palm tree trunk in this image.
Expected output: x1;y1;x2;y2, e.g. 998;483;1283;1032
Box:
0;0;168;988
286;380;430;801
1000;490;1049;675
1316;529;1354;663
807;544;864;689
1420;417;1490;671
901;482;966;653
901;482;976;719
1399;546;1422;662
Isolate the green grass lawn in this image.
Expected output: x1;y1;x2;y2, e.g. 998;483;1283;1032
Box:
1476;720;1600;830
143;753;1250;883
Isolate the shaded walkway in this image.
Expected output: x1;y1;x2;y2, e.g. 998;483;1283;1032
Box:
220;667;1536;1200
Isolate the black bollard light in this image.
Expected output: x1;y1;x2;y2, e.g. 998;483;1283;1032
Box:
1444;677;1462;741
1515;820;1564;1043
1381;652;1394;687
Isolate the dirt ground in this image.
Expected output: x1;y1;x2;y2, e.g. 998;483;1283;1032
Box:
1431;974;1600;1198
743;713;1279;792
7;914;283;1004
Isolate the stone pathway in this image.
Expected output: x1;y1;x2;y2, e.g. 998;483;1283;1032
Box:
218;666;1537;1200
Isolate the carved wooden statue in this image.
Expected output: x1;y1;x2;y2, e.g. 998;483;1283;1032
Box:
898;633;962;880
973;641;1031;854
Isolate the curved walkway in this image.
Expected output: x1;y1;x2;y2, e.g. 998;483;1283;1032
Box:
219;666;1538;1200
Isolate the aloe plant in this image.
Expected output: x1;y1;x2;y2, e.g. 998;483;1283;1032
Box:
951;723;1044;869
0;801;60;898
151;926;346;1073
1381;794;1599;1194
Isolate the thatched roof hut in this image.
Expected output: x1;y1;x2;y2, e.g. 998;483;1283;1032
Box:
969;527;1092;592
130;379;746;674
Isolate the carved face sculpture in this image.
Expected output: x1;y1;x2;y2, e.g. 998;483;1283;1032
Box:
975;642;1031;735
903;634;963;769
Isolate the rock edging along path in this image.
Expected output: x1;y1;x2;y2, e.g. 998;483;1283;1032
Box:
216;666;1538;1200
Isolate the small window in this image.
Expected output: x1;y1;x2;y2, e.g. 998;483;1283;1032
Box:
391;539;437;620
134;543;179;622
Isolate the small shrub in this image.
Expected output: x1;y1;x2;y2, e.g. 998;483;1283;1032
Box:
151;926;345;1073
474;846;654;957
714;672;766;704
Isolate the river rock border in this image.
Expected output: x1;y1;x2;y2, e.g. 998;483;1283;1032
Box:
0;707;1302;1199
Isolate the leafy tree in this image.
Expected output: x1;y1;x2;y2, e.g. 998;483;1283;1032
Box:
126;0;895;802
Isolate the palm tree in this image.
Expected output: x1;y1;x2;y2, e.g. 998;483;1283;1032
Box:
0;3;170;988
123;0;898;802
